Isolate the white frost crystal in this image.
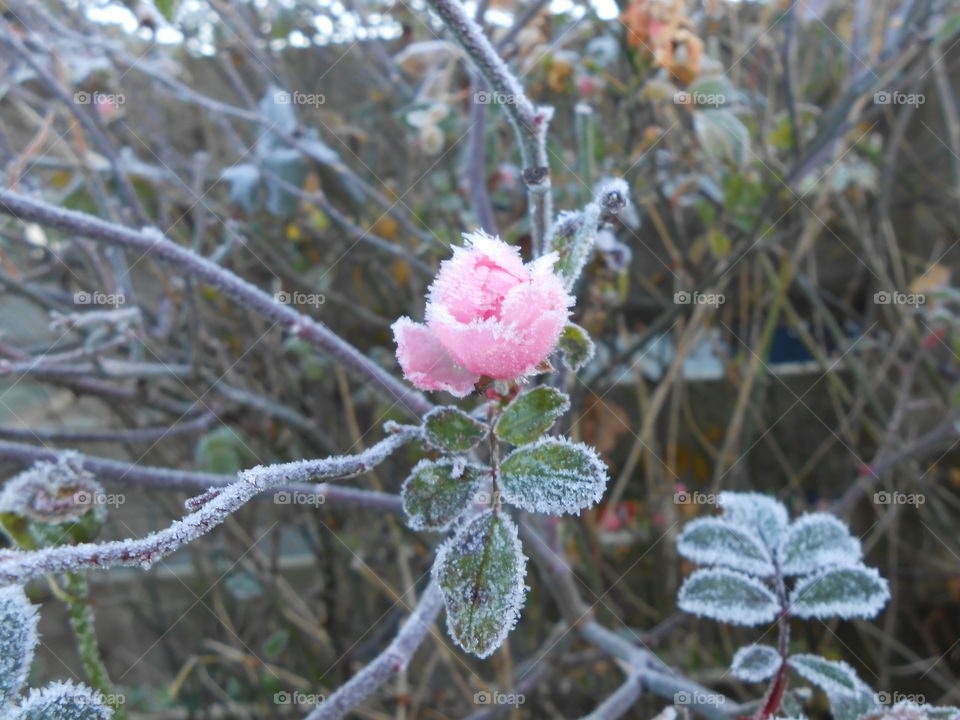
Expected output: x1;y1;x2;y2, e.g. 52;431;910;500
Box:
778;513;862;576
789;565;890;619
717;492;789;549
13;680;113;720
0;586;39;706
498;437;608;516
677;568;779;626
730;644;782;682
433;511;527;658
677;517;774;577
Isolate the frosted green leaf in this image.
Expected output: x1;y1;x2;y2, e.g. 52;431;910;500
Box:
15;680;113;720
0;586;39;706
788;654;877;720
423;407;487;453
433;511;527;658
402;459;485;532
788;654;863;696
778;513;862;576
677;517;774;576
718;492;789;549
495;388;570;446
557;323;595;371
677;568;779;626
499;438;608;516
730;644;781;682
789;565;889;619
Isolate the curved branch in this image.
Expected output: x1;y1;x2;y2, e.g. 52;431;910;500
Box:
578;672;643;720
424;0;553;253
520;518;739;719
303;581;444;720
0;190;433;417
0;438;407;512
0;428;416;586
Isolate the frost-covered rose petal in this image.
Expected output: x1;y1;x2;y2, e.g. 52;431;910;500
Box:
425;232;572;379
391;317;479;397
428;232;528;323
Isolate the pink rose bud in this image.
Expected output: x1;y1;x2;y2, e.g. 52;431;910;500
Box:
392;232;573;397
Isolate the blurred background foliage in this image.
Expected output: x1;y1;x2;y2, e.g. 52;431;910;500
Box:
1;0;960;716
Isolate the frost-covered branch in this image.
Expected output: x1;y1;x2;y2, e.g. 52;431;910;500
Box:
303;581;443;720
0;428;418;586
0;189;434;417
577;671;643;720
423;0;553;253
520;518;738;719
0;438;404;511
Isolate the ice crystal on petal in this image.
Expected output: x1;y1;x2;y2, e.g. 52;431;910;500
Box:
677;517;774;577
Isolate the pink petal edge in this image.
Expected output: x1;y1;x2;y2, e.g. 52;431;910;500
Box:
391;317;479;397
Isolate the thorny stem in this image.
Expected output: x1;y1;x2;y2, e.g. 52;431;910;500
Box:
423;0;554;255
0;190;434;418
54;571;127;720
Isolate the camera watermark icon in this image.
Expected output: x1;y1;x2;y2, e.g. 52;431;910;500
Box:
274;291;326;308
74;91;125;106
274;691;325;706
274;90;325;107
473;489;503;505
673;90;726;107
674;290;725;307
874;90;925;107
73;491;126;508
474;91;519;105
674;490;718;506
74;291;126;306
474;691;525;706
274;491;326;507
675;691;726;707
875;692;925;705
873;491;924;507
873;290;925;306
